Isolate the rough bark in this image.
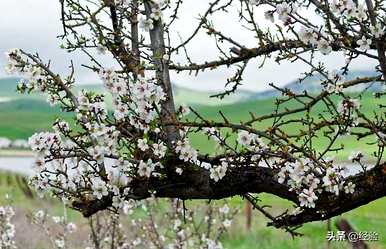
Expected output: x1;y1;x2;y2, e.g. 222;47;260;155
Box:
144;2;180;146
72;161;386;229
365;0;386;83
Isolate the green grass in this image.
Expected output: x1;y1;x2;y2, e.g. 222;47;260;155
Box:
221;194;385;249
1;92;384;162
0;170;81;221
0;92;384;161
188;92;385;160
0;99;72;139
0;170;384;248
0;86;385;247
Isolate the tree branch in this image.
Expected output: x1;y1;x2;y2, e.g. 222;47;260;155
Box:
72;161;386;230
144;1;180;146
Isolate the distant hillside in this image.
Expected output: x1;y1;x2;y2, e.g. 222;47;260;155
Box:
254;70;384;99
0;77;256;106
0;98;60;113
172;85;255;106
0;70;384;108
0;77;21;96
0;77;45;101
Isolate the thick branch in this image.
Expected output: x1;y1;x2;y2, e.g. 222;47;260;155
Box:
144;2;180;145
270;163;386;228
72;161;386;229
365;0;386;82
168;38;384;72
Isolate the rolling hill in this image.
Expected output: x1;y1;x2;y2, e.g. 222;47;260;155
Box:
0;77;255;106
253;70;385;99
1;70;383;106
0;71;384;161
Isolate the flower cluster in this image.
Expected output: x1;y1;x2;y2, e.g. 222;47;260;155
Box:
129;77;166;124
18;63;172;207
0;206;16;249
116;0;130;8
357;36;372;51
277;158;355;208
99;68;166;129
325;70;345;94
331;0;367;20
32;207;78;249
2;197;238;249
175;138;198;162
137;159;162;178
5;49;67;107
276;2;297;22
139;0;166;31
317;39;332;55
125;199;235;249
299;27;317;45
209;161;228;182
237;130;266;152
28;132;61;155
322;164;355;195
277;159;320;208
337;98;360;116
4;49;22;74
27;130;130;204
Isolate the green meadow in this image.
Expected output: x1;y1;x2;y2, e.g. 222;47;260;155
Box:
0;78;385;248
1;90;384;160
0;170;385;249
188;92;385;161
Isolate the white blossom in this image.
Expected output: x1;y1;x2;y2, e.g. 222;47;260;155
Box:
299;27;317;45
88;146;105;163
91;178;109;200
0;206;17;249
370;23;384;38
317;39;332;55
276;3;295;22
34;210;45;220
153;142;167;158
344;182;356;194
137;159;155;178
175;139;198;162
55;238;65;248
139;18;154;31
209;162;228;182
222;219;232;227
175;167;183;175
299;188;318;208
357;36;372;50
219;204;230;214
348;151;364;162
137;138;149;151
150;8;163;21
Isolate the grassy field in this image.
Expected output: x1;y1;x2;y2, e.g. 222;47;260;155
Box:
0;99;69;139
0;80;385;247
188;92;384;161
1;92;384;160
0;170;384;249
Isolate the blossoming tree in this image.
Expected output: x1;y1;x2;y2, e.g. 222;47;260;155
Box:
5;0;386;235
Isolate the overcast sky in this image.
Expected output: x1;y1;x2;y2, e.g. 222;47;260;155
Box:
0;0;377;93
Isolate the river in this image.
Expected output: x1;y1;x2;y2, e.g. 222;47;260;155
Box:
0;156;34;175
0;156;370;177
